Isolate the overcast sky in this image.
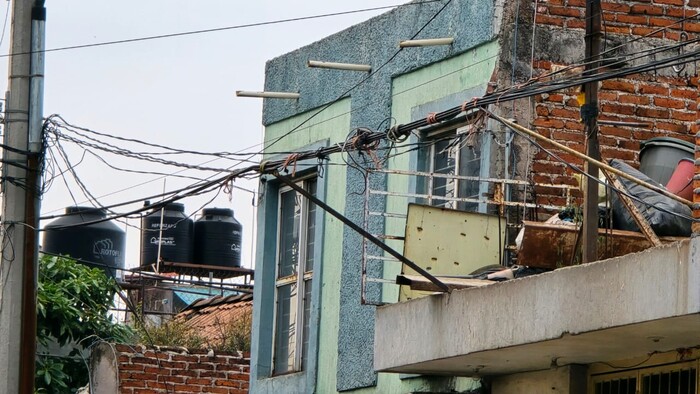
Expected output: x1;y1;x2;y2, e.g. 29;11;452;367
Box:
0;1;405;269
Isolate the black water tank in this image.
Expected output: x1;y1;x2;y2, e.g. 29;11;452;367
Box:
42;207;126;278
140;203;194;266
194;208;242;268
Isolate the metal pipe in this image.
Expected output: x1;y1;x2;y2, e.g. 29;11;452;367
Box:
28;7;45;153
235;91;300;99
274;173;450;293
399;37;454;47
307;60;371;72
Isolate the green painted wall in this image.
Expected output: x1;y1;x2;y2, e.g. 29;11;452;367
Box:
263;99;350;394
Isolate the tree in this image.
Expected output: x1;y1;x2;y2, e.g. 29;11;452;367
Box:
36;255;132;393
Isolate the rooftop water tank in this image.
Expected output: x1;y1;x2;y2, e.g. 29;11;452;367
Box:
140;203;193;266
194;208;242;268
42;207;126;278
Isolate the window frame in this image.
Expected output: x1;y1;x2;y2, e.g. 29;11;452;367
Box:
271;177;317;376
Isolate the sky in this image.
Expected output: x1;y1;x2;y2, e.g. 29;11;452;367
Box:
0;1;407;270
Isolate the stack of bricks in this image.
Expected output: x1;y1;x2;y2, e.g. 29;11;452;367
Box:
115;344;250;394
526;0;699;210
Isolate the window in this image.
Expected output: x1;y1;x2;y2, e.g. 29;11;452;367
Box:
273;177;317;375
591;362;697;394
423;127;482;211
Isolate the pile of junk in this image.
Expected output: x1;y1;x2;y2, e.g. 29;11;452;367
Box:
396;137;696;294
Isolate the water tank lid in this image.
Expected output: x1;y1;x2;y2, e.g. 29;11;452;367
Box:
65;206;107;217
201;208;233;217
150;202;185;213
640;137;695;154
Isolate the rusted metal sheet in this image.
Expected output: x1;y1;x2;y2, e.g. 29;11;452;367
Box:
517;221;686;269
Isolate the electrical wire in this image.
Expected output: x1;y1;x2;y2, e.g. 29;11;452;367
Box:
0;2;442;59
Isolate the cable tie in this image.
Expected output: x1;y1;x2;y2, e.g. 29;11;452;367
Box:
426;112;438;125
259;160;270;174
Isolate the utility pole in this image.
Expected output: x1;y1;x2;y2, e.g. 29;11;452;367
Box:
0;0;46;393
582;0;602;264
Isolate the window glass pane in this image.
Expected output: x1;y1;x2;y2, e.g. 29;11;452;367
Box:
305;180;317;273
278;189;301;278
273;283;298;375
431;139;457;208
302;278;312;369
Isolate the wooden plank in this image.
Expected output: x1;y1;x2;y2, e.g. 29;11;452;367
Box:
517;221;685;269
396;274;494;292
603;170;662;247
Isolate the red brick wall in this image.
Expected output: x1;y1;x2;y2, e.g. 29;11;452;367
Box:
526;0;700;209
115;344;250;394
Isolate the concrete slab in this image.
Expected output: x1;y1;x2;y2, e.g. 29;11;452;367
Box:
375;239;699;376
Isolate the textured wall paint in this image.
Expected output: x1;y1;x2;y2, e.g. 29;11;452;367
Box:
260;0;498;392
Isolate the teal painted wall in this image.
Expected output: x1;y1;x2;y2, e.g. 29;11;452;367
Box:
251;99;350;394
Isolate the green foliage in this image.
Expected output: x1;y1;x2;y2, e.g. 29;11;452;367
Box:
214;309;252;353
36;254;132;394
134;316;206;349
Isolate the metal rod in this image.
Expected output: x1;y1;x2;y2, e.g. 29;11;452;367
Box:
274;173;450;293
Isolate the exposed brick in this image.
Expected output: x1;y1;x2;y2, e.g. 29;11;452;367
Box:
566;19;586;28
548;6;583;17
655;0;685;5
670;89;697;100
602;2;631;12
639;84;669;95
616;14;648;24
532;118;565;128
215;379;240;387
653;97;686;109
656;121;688;133
648;17;676;27
535;14;566;26
670;110;696;121
172;384;203;392
618;94;649;105
635;107;670;118
550;108;580;118
630;4;664;15
602;103;636;116
690;0;700;6
601;80;636;93
631;26;664;37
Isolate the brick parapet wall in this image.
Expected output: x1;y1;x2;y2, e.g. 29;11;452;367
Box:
521;0;700;211
114;344;250;394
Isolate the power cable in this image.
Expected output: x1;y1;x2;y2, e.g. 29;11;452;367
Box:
0;2;442;59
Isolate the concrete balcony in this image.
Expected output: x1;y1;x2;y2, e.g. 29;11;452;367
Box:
374;239;700;376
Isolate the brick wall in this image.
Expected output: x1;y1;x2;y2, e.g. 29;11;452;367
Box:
92;343;250;394
521;0;700;210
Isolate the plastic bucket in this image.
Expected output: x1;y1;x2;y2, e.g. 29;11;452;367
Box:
639;137;695;185
666;158;695;201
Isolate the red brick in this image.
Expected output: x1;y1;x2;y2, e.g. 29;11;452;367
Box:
601;103;636;116
190;363;215;370
631;26;664;37
163;376;186;384
172;384;203;392
121;380;147;388
133;390;159;394
689;0;700;6
187;378;214;385
547;93;565;103
601;146;636;161
606;25;633;34
671;88;697;100
616;14;648;24
536;106;550;116
533;118;565;128
598;91;618;101
601;80;636;93
602;2;631;12
214;379;240;387
550;108;580;118
160;361;187;369
670;110;696;121
653;96;686;109
656;121;688;133
131;357;159;366
199;371;228;379
655;0;684;5
684;22;700;33
567;19;585;28
636;107;670;118
568;0;585;6
203;388;229;394
618;94;649;105
599;126;632;139
536;14;565;26
552;131;585;142
630;4;664;15
548;6;583;17
639;84;669;95
649;17;676;27
564;121;585;131
120;364;145;372
172;354;200;362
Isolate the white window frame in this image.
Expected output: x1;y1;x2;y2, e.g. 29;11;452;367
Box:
271;177;316;376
